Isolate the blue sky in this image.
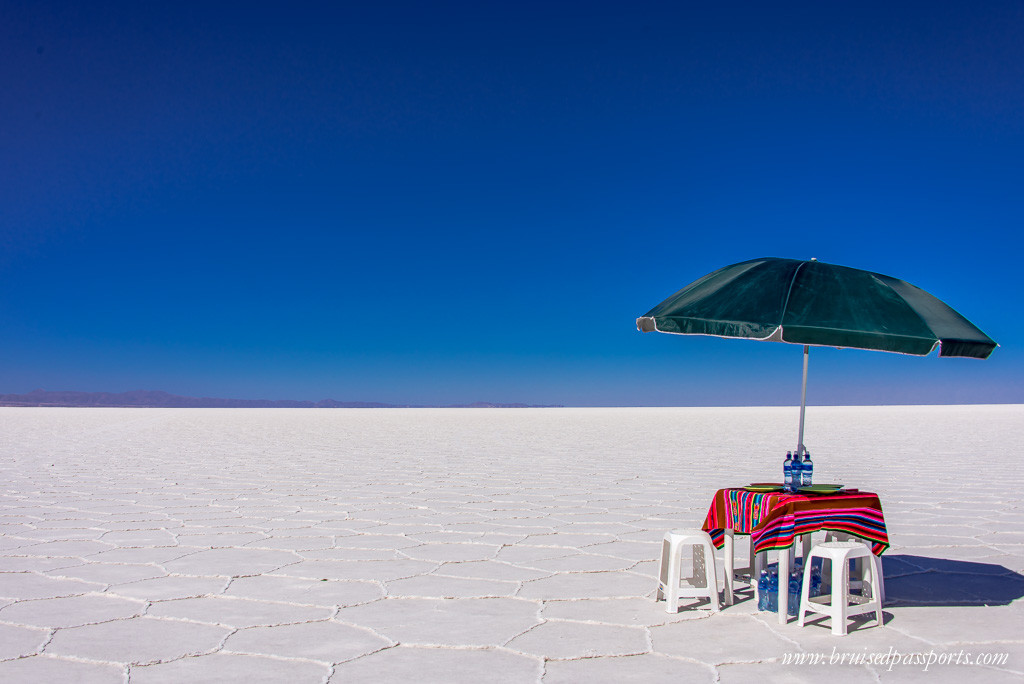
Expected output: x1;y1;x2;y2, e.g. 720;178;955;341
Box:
2;1;1022;406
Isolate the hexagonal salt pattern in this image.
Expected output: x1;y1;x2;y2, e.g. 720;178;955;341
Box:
544;654;714;683
336;597;540;646
332;645;543;683
0;623;49;660
1;406;1022;682
46;616;230;664
223;620;391;662
0;655;126;683
0;593;145;628
507;619;650;659
131;653;331;683
0;572;103;600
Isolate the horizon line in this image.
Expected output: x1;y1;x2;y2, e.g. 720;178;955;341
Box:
0;389;1018;410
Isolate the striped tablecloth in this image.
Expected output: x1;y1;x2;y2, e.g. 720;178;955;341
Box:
703;488;889;555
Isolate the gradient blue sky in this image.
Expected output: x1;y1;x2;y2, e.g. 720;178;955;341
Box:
2;1;1022;406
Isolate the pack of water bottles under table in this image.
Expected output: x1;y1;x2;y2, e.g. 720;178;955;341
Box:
757;557;823;615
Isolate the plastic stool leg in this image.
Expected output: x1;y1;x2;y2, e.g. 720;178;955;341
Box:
832;556;848;636
703;539;720;612
723;530;735;606
664;538;681;613
657;537;670;602
868;554;884;627
875;553;886;605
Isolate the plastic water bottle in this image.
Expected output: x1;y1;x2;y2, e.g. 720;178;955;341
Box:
788;569;802;616
757;570;769;611
801;451;813;487
810;558;823;597
767;569;779;612
783;452;794;492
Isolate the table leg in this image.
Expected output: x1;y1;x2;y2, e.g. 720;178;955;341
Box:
778;549;790;624
745;535;757;588
753;546;765;607
723;530;735;606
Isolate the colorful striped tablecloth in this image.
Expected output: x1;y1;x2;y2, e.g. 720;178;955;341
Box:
703;488;889;555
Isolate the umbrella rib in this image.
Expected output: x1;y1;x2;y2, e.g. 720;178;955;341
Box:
780;259;809;323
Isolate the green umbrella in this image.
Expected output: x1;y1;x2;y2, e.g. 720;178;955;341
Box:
636;257;997;454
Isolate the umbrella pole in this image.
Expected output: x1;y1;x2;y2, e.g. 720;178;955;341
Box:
797;345;809;456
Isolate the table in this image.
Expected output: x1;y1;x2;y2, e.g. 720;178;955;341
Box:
703;487;889;623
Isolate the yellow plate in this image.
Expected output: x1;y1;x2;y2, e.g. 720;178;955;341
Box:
744;484;784;493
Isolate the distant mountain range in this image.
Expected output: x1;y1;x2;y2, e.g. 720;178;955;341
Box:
0;389;560;409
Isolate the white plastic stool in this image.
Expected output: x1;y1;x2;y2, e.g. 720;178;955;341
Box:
656;530;720;613
823;533;886;604
798;541;883;635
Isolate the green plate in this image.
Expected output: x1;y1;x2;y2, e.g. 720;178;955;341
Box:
744;483;784;492
798;484;844;494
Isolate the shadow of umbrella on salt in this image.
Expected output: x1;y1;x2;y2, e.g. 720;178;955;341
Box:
882;555;1024;607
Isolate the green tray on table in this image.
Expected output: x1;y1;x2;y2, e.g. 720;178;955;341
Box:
744;483;784;493
798;484;844;494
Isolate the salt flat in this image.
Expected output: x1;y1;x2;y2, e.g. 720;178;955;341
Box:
1;405;1022;683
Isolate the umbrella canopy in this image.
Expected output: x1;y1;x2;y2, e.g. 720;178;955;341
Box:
636;257;997;455
637;257;996;359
